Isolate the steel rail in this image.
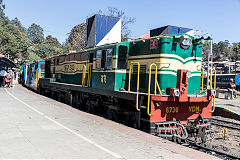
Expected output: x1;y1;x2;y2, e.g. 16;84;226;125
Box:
190;142;240;160
210;118;240;130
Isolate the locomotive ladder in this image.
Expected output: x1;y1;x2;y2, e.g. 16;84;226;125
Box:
147;62;170;116
128;62;170;114
128;62;140;111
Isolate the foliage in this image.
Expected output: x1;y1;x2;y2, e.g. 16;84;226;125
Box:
0;0;65;67
0;23;30;61
10;17;26;32
34;43;56;58
203;40;240;62
45;35;61;48
64;23;86;52
27;23;44;44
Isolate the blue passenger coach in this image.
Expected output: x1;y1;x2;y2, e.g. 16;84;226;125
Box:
22;61;45;91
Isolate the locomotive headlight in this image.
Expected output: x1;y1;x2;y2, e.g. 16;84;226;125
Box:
180;35;192;49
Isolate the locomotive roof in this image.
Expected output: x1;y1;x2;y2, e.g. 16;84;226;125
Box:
44;33;197;61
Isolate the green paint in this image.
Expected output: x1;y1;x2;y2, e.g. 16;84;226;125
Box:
51;34;203;95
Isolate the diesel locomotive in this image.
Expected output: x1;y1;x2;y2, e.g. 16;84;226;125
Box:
22;32;215;143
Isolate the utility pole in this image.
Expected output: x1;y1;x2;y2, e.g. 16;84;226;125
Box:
206;39;213;89
233;46;239;78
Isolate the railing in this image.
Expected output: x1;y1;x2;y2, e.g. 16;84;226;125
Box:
210;68;216;112
82;65;86;87
87;65;92;87
35;69;41;89
39;69;42;79
201;66;205;92
35;68;38;88
147;63;163;116
128;62;140;111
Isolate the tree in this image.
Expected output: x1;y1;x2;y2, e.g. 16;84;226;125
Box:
44;35;63;55
98;7;136;41
45;35;61;48
0;0;9;26
35;43;56;58
0;23;30;60
64;23;86;52
10;17;25;32
27;23;44;44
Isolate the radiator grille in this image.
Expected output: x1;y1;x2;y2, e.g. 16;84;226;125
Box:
131;65;146;89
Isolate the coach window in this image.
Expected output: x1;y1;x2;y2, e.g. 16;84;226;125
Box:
96;49;113;70
96;50;102;70
101;50;106;68
118;45;128;69
106;49;112;70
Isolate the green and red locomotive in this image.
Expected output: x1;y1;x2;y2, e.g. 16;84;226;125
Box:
36;31;215;143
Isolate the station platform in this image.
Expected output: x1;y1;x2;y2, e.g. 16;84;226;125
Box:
214;92;240;120
0;85;217;159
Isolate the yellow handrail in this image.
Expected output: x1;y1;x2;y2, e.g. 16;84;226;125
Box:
211;68;216;112
147;63;163;116
210;68;216;90
35;68;38;88
82;65;86;86
39;69;41;79
128;62;140;111
87;65;92;87
201;66;205;92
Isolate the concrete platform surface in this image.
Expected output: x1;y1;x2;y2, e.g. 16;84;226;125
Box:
215;97;240;114
0;85;217;159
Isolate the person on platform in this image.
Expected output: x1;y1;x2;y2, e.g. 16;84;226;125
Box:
5;69;13;88
228;78;237;99
0;67;7;87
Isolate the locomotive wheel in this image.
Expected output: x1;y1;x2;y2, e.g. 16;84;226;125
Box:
172;136;182;144
86;100;94;113
79;101;86;111
107;109;118;122
57;92;62;102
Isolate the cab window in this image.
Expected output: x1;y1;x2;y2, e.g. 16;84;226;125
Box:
118;45;128;69
96;49;113;70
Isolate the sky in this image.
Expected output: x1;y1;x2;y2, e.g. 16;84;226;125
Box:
3;0;240;44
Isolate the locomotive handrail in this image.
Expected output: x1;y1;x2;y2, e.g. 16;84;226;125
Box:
201;65;205;92
39;69;41;80
35;68;38;88
210;68;216;90
210;68;216;112
128;62;140;111
147;63;163;117
87;65;92;87
35;68;42;88
82;65;86;87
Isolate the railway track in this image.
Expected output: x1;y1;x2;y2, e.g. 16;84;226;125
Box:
189;142;240;160
210;118;240;130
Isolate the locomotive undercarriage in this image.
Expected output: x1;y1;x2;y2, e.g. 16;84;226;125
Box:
39;84;214;144
150;115;215;144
